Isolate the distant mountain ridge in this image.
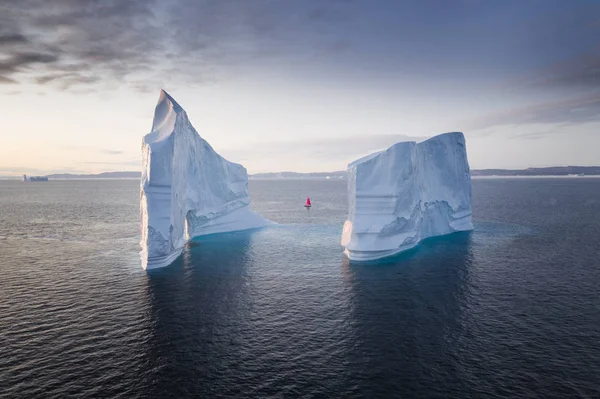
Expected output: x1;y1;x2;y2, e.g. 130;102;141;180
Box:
47;171;141;179
44;171;349;179
250;171;347;179
470;166;600;176
18;166;600;180
250;167;600;178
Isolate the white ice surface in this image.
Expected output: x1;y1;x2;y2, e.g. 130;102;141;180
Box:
140;90;271;269
341;132;473;261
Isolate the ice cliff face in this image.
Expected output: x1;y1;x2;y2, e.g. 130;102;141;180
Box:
340;132;473;261
140;90;270;269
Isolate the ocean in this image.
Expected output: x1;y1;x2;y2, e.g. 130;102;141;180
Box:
1;178;599;398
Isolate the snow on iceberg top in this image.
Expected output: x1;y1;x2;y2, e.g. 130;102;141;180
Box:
348;132;465;168
346;131;470;217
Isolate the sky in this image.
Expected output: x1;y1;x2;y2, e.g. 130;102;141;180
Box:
1;0;599;175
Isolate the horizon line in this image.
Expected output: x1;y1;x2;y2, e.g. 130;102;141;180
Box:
3;164;600;178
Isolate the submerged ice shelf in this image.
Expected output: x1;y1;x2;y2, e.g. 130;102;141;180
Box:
140;90;271;269
340;132;473;261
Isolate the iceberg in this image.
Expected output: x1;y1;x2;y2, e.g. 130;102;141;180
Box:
340;132;473;261
140;90;271;269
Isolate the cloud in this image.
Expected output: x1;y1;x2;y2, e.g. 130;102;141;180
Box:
60;145;123;155
502;15;600;93
78;159;140;166
0;0;354;90
43;74;101;90
3;0;596;101
0;52;60;75
0;0;157;89
509;128;561;140
0;33;29;45
467;92;600;131
0;76;17;84
512;50;600;91
220;134;427;164
214;133;436;172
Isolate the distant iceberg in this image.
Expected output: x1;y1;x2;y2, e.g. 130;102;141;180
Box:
23;174;48;182
341;132;473;261
140;90;271;269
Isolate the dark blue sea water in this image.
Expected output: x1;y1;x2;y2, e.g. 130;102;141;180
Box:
1;178;599;398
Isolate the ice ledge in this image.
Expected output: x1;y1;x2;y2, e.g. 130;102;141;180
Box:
343;217;473;261
343;243;418;262
141;247;184;270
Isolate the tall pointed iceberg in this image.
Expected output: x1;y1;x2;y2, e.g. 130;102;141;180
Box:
341;132;473;261
140;90;270;269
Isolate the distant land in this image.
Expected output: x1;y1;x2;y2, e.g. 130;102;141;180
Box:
250;166;600;178
47;171;349;179
469;166;600;176
46;171;141;179
41;171;348;179
250;171;348;179
1;166;599;180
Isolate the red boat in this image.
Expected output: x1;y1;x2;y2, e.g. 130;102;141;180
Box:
304;197;311;208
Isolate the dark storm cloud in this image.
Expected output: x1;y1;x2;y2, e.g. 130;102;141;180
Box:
0;0;159;88
0;33;29;45
35;74;75;85
2;0;600;95
0;0;352;90
0;52;60;74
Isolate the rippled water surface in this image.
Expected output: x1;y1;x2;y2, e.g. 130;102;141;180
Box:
1;178;599;398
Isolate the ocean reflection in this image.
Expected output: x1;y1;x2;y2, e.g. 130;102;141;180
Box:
140;225;359;397
341;232;476;397
139;227;478;397
142;231;256;397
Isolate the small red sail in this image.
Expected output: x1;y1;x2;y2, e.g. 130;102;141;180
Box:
305;197;311;207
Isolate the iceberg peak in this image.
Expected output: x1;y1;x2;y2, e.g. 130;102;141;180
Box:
147;90;186;144
158;89;183;113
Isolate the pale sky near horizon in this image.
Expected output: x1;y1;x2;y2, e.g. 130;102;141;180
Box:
1;0;599;175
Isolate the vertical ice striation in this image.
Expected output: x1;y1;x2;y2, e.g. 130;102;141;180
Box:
140;90;271;269
341;132;473;261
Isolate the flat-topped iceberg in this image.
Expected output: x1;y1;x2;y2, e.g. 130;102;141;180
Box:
140;90;270;269
340;132;473;261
